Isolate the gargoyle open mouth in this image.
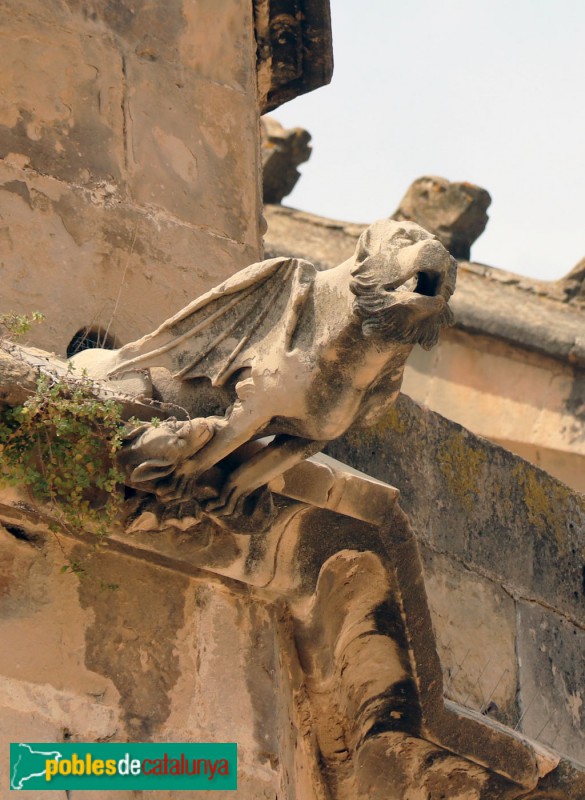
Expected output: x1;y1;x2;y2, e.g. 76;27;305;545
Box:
385;270;444;299
415;270;442;297
352;254;454;347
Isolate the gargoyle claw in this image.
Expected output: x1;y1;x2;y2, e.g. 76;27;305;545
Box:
204;482;245;517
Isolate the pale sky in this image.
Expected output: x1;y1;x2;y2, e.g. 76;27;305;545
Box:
275;0;585;281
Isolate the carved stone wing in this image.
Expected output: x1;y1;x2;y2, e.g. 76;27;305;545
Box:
108;257;314;386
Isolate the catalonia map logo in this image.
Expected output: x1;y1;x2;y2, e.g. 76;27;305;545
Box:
10;742;237;791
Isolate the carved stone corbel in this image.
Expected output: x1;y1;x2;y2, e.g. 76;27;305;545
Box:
254;0;333;113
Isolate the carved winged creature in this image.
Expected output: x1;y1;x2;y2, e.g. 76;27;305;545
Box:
71;220;456;520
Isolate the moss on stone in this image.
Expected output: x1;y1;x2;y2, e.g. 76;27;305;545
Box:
512;461;573;552
437;432;487;512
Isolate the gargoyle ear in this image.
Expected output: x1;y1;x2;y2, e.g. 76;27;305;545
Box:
129;459;175;483
355;227;374;264
355;219;394;264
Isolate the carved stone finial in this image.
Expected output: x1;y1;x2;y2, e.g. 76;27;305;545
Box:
392;175;491;260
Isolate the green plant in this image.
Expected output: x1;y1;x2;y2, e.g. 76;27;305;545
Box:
0;372;126;542
0;310;44;338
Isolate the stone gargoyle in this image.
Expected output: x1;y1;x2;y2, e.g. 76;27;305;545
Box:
71;219;456;527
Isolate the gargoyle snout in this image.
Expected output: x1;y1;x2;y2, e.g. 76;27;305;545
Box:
397;238;456;300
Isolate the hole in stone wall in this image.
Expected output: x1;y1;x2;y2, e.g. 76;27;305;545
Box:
4;524;37;544
66;327;117;358
582;565;585;597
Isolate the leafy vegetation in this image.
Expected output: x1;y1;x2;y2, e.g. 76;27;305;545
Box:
0;310;44;338
0;313;166;585
0;372;126;545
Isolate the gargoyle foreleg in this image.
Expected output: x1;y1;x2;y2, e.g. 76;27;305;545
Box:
205;435;326;516
171;400;270;483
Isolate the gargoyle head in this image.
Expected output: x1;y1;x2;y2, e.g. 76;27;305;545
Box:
350;220;457;350
119;418;213;485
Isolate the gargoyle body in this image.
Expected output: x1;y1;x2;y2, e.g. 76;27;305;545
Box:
71;220;456;525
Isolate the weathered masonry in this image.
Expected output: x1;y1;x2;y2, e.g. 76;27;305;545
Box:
1;2;584;799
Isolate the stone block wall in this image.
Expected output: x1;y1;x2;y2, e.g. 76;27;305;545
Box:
402;322;585;493
327;394;585;765
0;527;309;799
0;0;263;356
2;426;583;797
